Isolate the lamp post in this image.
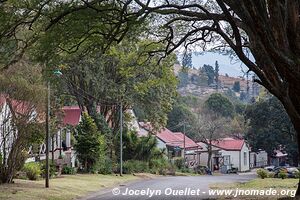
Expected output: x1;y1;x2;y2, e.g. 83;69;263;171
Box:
45;69;62;188
119;102;123;176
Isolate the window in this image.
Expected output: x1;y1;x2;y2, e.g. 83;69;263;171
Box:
244;152;247;165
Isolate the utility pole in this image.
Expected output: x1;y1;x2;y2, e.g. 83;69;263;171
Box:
183;122;186;168
120;102;123;176
45;81;50;188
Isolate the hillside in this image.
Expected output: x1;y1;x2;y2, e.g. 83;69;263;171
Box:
173;64;260;101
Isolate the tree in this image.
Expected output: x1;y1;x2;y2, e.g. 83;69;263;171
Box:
195;112;227;170
245;97;298;166
74;113;106;172
203;64;215;85
182;52;193;68
0;60;45;183
166;104;197;139
204;93;235;118
232;81;241;93
178;70;189;88
60;40;177;133
132;3;300;193
0;1;142;71
215;61;220;91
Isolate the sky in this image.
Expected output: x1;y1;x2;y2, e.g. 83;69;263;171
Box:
192;52;249;77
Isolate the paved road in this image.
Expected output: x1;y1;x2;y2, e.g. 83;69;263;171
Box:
82;173;256;200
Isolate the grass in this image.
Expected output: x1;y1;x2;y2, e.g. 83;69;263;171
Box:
0;174;144;200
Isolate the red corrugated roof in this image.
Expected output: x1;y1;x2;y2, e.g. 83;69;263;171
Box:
156;128;199;150
62;106;81;126
173;132;200;149
211;138;245;151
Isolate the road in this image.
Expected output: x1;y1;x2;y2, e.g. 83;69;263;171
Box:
81;173;256;200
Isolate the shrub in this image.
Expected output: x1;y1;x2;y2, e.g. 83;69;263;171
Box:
40;161;56;178
123;160;149;174
97;157;113;175
173;157;185;170
62;166;76;175
257;168;268;179
294;171;300;179
23;162;41;180
149;158;169;174
278;170;288;179
268;172;275;178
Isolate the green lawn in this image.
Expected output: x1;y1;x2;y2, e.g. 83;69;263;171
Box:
0;174;146;200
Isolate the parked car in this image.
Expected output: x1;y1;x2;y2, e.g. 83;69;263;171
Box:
264;165;275;172
273;166;299;178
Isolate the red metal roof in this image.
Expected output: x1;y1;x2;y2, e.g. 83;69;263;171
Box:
156;128;199;150
211;138;245;151
173;132;200;149
62;106;81;126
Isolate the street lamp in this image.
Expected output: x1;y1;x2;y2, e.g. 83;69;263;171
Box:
45;69;62;188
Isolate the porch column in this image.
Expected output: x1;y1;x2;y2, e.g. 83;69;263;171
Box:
66;129;71;149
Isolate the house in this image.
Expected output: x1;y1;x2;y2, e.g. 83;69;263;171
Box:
48;106;81;167
25;106;81;167
138;122;200;167
0;95;41;165
197;138;250;172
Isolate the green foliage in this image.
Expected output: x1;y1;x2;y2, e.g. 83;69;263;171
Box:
149;158;169;174
203;64;215;85
166;104;197;138
74;113;106;172
23;162;41;181
173;157;185;170
62;166;76;175
294;171;300;179
204;93;235;118
97;157;113;175
182;52;193;68
232;81;241;92
178;70;189;88
256;168;268;179
121;131;160;162
278;170;288;179
245;97;298;165
40;161;56;178
123;160;149;174
268;172;275;178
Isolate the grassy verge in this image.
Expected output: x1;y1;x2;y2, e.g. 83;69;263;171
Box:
0;174;145;200
210;178;298;200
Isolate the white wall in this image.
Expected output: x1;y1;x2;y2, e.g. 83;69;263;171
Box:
219;143;250;172
156;138;167;150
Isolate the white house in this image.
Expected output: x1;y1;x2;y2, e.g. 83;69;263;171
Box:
0;95;81;168
197;138;250;172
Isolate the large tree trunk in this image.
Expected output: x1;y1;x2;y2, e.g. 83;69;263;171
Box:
279;95;300;195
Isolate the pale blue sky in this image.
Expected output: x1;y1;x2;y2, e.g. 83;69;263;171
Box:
192;52;249;77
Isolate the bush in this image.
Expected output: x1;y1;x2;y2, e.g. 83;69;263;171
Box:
62;166;76;175
98;157;113;175
268;172;275;178
294;171;300;179
257;168;268;179
23;162;41;180
149;158;169;174
123;160;149;174
278;170;288;179
40;161;56;178
173;157;185;170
